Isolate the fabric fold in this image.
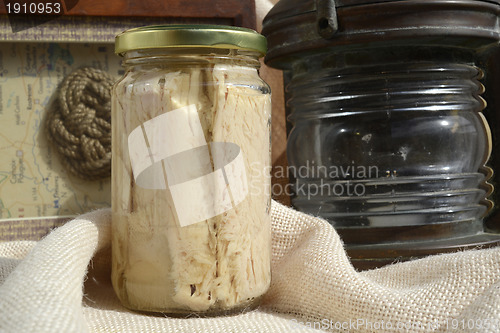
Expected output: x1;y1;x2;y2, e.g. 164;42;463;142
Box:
0;202;499;333
0;209;111;333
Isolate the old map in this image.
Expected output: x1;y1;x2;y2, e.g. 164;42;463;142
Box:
0;42;121;219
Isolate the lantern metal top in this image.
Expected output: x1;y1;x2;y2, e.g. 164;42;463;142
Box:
262;0;500;69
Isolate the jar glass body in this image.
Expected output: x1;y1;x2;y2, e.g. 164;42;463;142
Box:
111;48;272;314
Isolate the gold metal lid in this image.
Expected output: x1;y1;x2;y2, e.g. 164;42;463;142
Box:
115;24;267;56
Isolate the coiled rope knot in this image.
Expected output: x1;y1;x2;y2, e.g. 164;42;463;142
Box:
46;67;115;180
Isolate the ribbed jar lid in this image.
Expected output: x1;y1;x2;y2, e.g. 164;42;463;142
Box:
115;24;267;56
262;0;500;69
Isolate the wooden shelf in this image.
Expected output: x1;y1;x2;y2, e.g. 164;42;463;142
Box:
0;0;257;29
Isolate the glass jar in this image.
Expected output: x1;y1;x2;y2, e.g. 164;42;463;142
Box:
111;25;272;315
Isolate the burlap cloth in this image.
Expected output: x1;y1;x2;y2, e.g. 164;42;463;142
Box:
0;200;499;332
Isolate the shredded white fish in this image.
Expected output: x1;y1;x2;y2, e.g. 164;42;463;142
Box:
111;61;272;313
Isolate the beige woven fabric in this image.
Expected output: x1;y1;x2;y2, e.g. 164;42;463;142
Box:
0;201;500;332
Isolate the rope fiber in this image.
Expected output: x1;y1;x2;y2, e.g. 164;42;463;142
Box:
46;67;114;180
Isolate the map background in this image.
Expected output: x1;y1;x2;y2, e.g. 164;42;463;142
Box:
0;41;121;220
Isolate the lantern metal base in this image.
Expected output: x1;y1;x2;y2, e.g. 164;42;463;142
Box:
342;231;500;271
